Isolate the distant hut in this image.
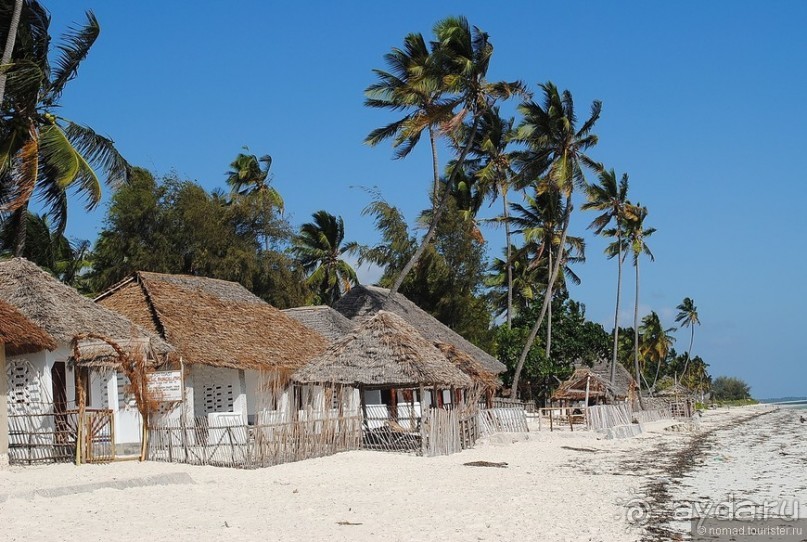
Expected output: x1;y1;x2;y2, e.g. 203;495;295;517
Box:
0;258;172;460
95;272;328;426
293;311;472;452
334;285;505;375
282;305;356;344
656;383;696;417
1;300;56;467
552;361;637;407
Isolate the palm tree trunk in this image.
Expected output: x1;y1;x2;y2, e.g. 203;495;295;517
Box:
681;326;695;378
510;195;572;399
610;232;623;384
13;202;27;257
428;126;440;205
0;0;23;104
652;357;662;391
389;115;481;297
503;186;512;329
633;257;644;409
546;250;552;359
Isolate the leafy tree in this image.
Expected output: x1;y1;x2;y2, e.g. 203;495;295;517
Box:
0;2;129;255
292;210;359;306
711;376;751;401
90;168;309;307
509;82;603;397
675;297;700;379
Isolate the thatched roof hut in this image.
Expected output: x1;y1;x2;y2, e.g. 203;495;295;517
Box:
95;271;328;371
552;361;637;403
282;305;355;344
0;299;56;356
334;285;505;374
0;258;171;365
434;342;500;391
293;311;473;389
656;383;694;399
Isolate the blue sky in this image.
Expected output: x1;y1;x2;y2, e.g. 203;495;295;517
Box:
42;1;806;398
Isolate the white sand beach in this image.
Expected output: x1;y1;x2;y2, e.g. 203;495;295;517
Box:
1;406;801;542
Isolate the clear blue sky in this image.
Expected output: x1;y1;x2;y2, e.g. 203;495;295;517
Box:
42;1;806;398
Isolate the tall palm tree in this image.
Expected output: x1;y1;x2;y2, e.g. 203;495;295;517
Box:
364;32;456;202
639;311;676;390
625;205;655;407
582;169;638;384
292;210;360;306
0;4;129;255
675;297;700;379
386;16;525;297
465;107;517;326
509;82;603;398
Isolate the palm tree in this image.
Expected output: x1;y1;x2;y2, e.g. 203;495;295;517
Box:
292;210;360;306
639;311;676;390
675;297;700;379
625;205;655;407
0;4;129;255
582;169;638;384
465;107;517;326
225;150;283;208
0;0;24;103
364;32;456;202
509;82;603;398
386;16;525;297
486;246;539;319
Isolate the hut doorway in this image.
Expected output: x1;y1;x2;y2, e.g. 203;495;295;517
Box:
51;362;69;447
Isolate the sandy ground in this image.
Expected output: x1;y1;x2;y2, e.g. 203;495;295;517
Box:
0;406;796;542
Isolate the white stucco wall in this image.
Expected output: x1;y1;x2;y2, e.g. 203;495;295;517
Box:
1;345;8;467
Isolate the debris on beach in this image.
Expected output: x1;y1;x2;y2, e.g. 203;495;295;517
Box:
463;461;509;468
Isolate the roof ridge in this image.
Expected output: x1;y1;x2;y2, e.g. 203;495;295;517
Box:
135;272;169;341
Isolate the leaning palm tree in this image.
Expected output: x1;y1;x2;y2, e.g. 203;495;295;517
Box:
292;210;360;306
675;297;700;379
0;4;130;255
508;82;603;398
225;150;283;209
625;205;655;408
639;311;676;390
0;0;24;103
386;16;525;297
582;168;638;384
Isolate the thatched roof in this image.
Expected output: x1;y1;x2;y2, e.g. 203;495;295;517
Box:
96;271;328;371
656;383;694;398
434;342;501;390
0;299;56;356
552;361;636;401
0;258;172;364
293;311;473;389
334;285;505;374
282;305;356;344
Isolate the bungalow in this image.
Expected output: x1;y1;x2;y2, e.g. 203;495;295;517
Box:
0;258;173;461
552;361;637;406
95;272;328;427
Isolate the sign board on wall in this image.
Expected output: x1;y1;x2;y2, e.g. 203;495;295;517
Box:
146;371;183;402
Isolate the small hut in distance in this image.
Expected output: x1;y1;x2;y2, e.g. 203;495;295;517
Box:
293;311;474;454
552;361;637;407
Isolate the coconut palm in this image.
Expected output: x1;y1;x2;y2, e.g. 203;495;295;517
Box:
386;16;525;297
225;150;283;209
639;311;676;390
675;297;700;379
509;82;603;397
625;205;655;407
0;4;129;255
364;32;456;202
465;107;517;326
582;168;638;384
292;210;360;306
